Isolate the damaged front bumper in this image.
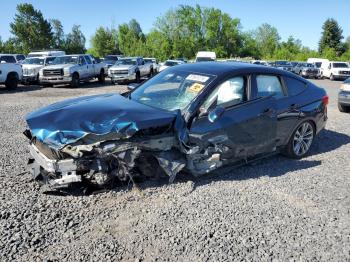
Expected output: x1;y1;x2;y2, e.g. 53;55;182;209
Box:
28;144;81;188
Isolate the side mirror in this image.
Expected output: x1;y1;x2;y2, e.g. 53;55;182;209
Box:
127;83;140;91
208;106;225;123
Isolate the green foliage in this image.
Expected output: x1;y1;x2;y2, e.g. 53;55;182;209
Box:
118;19;145;56
50;19;65;49
319;18;344;56
255;23;280;59
10;3;53;53
90;27;119;57
64;25;86;54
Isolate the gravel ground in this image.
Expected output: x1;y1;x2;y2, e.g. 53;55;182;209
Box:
0;79;349;261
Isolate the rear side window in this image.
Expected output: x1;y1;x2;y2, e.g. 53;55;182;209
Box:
256;75;285;99
284;77;307;96
0;55;16;63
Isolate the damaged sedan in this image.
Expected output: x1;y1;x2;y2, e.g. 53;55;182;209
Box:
24;62;328;190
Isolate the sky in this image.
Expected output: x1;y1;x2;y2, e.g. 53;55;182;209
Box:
1;0;349;50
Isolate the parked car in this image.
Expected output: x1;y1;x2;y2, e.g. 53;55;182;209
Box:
144;57;160;73
22;56;57;84
176;58;188;63
103;55;124;68
274;61;293;72
338;77;350;112
195;51;216;62
0;53;26;63
24;62;328;190
39;55;107;87
27;50;65;58
108;57;153;84
252;60;268;66
159;60;185;72
321;61;350;80
307;58;329;78
0;62;22;89
293;63;319;78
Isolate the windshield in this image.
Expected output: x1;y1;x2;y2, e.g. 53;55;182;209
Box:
196;57;215;62
115;59;136;65
164;61;180;66
276;61;291;66
52;56;78;65
315;62;322;68
130;69;215;111
104;55;119;62
333;63;349;68
23;58;45;65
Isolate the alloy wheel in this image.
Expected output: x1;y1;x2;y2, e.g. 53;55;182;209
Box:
293;122;314;156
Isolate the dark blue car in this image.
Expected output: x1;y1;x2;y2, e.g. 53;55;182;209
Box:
24;62;328;190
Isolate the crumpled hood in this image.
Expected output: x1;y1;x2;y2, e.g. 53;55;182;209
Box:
25;93;177;149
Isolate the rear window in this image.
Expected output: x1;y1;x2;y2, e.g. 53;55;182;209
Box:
284;77;307;96
0;55;16;63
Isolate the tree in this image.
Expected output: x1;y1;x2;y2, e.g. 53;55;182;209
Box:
144;30;171;60
10;3;53;53
255;23;280;59
274;36;302;60
90;26;119;57
50;19;65;49
118;19;145;56
64;25;86;54
319;18;344;56
239;32;261;58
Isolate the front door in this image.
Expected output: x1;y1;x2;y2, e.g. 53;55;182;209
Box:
189;75;277;161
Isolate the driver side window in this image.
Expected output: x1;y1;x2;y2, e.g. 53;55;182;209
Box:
202;76;245;110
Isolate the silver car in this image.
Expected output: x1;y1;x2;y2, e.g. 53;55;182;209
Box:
294;63;319;79
338;77;350;112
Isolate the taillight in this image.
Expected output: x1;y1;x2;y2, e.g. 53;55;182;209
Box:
322;95;329;106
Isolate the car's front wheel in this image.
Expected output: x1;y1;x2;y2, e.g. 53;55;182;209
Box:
5;72;19;89
71;73;79;88
284;121;315;159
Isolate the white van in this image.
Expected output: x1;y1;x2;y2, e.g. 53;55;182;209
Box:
27;50;65;58
195;51;216;62
321;61;350;80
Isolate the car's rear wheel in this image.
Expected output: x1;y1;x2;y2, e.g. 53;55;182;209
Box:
71;73;79;88
338;103;350;112
5;73;19;89
284;121;315;159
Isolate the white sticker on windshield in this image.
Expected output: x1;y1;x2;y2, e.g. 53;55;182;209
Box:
186;74;210;83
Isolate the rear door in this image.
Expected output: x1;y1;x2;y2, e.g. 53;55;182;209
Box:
189;74;277;161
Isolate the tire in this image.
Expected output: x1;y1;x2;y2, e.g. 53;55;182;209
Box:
283;121;315;159
338;103;349;113
111;80;116;85
71;73;79;88
330;74;334;81
98;70;105;83
135;71;141;83
148;68;153;78
5;73;19;89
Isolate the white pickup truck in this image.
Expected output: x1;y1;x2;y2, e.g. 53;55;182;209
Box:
0;62;23;89
108;57;153;84
321;61;350;81
39;54;108;87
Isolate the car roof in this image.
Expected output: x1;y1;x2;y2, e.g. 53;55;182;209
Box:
173;62;300;78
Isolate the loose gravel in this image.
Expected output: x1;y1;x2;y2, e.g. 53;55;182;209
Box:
0;80;349;261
